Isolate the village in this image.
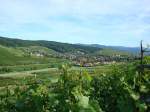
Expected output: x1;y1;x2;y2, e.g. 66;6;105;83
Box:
24;47;134;67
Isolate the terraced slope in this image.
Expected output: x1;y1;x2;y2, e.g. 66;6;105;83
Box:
0;45;67;66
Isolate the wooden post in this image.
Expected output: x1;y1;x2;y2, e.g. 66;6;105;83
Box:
139;40;144;75
139;41;150;74
140;40;143;65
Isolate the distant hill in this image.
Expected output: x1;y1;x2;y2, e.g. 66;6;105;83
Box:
0;36;139;66
0;36;138;57
77;44;140;55
94;48;132;56
0;36;101;54
0;36;103;65
90;44;140;54
0;36;140;56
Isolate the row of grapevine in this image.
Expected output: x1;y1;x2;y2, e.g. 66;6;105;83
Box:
0;62;150;112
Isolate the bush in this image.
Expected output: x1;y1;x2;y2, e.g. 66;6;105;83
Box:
0;67;12;73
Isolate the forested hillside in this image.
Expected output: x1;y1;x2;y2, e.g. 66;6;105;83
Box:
0;36;136;67
0;36;101;54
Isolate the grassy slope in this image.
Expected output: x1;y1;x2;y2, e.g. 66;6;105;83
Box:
0;45;21;65
18;46;58;55
0;45;68;66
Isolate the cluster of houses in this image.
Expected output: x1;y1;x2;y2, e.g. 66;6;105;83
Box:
23;48;134;67
64;54;129;67
30;51;44;57
23;48;48;57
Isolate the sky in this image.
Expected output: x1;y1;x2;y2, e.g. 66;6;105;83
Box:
0;0;150;47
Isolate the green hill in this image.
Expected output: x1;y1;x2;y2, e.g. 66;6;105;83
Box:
95;48;132;57
18;46;59;57
0;45;66;66
0;45;20;65
0;36;134;66
0;36;101;54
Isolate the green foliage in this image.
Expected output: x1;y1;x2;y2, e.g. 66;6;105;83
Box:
91;64;149;112
15;84;50;112
0;63;149;112
0;64;102;112
0;67;12;73
50;64;102;112
144;56;150;64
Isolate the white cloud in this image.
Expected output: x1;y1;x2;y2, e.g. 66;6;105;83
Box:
0;0;150;46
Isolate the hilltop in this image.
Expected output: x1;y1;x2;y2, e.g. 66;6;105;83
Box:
0;36;100;54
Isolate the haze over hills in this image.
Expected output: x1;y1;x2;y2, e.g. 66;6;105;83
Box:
87;44;140;54
76;43;140;55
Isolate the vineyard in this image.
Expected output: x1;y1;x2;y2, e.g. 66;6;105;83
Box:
0;60;150;112
0;0;150;111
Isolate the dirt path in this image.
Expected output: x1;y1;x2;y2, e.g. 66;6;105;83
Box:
0;68;57;77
